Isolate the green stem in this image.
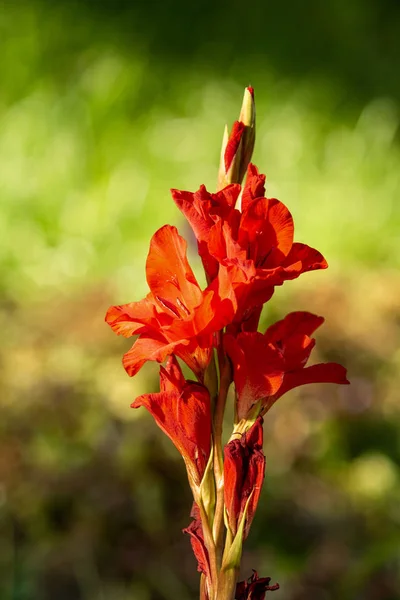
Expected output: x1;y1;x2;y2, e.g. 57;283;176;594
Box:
212;357;232;570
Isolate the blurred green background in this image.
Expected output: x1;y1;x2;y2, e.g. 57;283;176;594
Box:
1;0;400;598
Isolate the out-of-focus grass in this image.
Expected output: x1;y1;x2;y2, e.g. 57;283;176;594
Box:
1;2;399;305
1;1;400;600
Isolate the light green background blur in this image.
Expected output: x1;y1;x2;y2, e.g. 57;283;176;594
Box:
1;1;400;599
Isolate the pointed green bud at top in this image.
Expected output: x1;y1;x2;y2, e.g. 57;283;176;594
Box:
217;86;256;191
238;86;256;183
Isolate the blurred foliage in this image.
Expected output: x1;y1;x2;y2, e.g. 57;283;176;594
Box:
1;1;400;599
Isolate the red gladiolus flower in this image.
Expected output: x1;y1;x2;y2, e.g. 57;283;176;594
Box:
235;571;280;599
225;311;349;421
261;311;349;412
171;184;241;280
172;163;327;330
208;170;328;321
105;86;350;600
132;356;211;485
105;224;235;380
241;163;266;212
224;419;265;539
223;332;284;421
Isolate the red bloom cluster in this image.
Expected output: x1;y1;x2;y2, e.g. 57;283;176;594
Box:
172;163;327;328
105;87;349;600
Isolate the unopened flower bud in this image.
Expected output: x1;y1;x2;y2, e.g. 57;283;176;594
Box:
217;86;256;190
224;418;265;539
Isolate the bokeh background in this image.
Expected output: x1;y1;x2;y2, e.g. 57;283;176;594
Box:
1;0;400;598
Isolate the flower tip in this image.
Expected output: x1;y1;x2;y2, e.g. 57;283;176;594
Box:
239;87;256;128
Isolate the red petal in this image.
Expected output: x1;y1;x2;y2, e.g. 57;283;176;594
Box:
216;184;242;210
133;378;211;482
123;336;183;377
265;311;324;343
171;184;240;250
194;268;238;335
225;121;245;172
183;513;211;580
241;163;266;211
276;362;350;399
239;198;294;265
159;355;187;392
146;225;203;319
224;439;245;536
170;188;212;243
241;442;265;539
224;419;266;539
264;312;324;370
105;295;165;337
283;242;328;274
224;332;284;420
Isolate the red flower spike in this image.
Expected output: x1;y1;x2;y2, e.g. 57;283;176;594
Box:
224;419;266;539
105;225;235;380
236;571;280;599
104;87;350;600
132;356;211;484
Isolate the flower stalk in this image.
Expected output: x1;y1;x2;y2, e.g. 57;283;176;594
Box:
105;86;349;600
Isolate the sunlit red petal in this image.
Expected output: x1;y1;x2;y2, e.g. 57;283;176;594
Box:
265;311;324;343
146;225;203;319
123;336;184;377
159;355;187;392
264;312;324;369
132;371;211;481
283;242;328;274
105;295;165;337
225;121;245;172
275;362;350;399
224;332;284;420
170;187;212;242
241;163;266;211
171;184;240;247
239;198;294;265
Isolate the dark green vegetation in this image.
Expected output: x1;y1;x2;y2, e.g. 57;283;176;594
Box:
1;1;400;598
